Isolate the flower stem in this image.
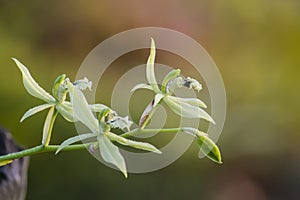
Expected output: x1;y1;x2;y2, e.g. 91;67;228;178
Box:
0;143;94;162
121;127;184;138
0;127;184;163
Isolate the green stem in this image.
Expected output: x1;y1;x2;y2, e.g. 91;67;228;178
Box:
0;127;184;163
0;143;94;162
121;127;183;138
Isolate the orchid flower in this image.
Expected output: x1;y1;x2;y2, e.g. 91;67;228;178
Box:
131;39;221;163
13;58;107;145
131;38;215;128
55;81;161;177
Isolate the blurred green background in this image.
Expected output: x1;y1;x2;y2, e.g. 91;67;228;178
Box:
0;0;299;199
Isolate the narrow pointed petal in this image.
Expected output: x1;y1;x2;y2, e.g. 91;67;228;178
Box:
161;69;181;94
52;74;66;100
20;103;53;122
89;104;110;112
42;106;55;145
97;135;127;178
106;132;162;154
55;133;96;154
164;96;215;124
12;58;56;102
131;83;153;92
56;103;75;122
67;82;99;133
146;38;160;93
168;96;207;108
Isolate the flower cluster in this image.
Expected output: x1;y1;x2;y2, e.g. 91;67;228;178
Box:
12;38;221;177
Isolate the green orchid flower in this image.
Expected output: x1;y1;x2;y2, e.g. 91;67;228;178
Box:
13;58;107;145
131;38;215;128
55;81;161;177
130;39;221;164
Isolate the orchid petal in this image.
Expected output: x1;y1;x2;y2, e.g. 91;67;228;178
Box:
146;38;160;93
164;96;215;124
55;133;96;154
131;83;153;92
106;132;161;154
67;82;99;133
97;135;127;178
20;103;54;122
13;58;55;103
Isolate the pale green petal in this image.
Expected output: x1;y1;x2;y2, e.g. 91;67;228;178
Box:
55;133;96;154
20;103;53;122
56;102;109;123
167;96;207;108
42;106;55;145
12;58;56;103
56;103;75;122
89;104;110;113
164;96;215;124
182;127;208;137
52;74;66;101
97;135;127;178
67;82;99;133
161;69;181;94
146;38;160;93
131;83;153;92
106;132;162;154
154;93;164;107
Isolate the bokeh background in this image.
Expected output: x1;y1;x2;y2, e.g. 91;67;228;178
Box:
0;0;299;199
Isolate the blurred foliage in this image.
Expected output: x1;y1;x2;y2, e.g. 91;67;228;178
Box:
0;0;299;199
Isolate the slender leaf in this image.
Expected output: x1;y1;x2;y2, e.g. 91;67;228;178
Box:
106;132;162;154
13;58;56;102
55;133;96;154
20;103;53;122
97;135;127;178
